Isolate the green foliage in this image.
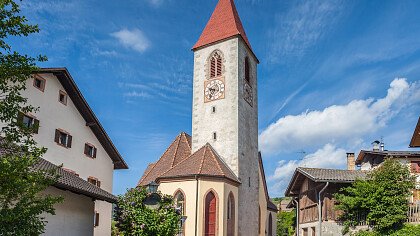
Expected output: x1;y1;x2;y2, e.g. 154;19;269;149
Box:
114;187;181;236
277;209;296;236
0;1;62;235
335;159;415;234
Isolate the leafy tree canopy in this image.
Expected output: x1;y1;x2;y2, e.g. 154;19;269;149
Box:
335;159;415;234
114;187;181;236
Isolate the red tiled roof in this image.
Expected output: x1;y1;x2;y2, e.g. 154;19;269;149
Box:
410;116;420;148
138;132;192;186
158;143;240;184
193;0;253;53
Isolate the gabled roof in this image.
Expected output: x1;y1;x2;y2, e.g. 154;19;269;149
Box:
158;143;240;184
193;0;257;61
355;150;420;165
138;132;192;186
410;117;420;148
37;68;128;169
258;152;278;212
34;158;117;203
285;167;367;196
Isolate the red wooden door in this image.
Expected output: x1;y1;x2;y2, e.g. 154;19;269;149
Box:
205;192;217;236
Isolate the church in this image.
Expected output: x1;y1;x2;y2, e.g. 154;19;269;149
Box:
138;0;278;235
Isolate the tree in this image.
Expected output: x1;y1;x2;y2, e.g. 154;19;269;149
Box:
0;1;62;235
335;159;416;234
114;187;181;236
277;209;296;236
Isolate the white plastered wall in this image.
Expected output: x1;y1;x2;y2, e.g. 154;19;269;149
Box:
41;187;94;236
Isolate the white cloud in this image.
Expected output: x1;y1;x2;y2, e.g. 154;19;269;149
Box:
269;144;346;195
123;91;152;98
111;28;150;53
260;78;420;155
148;0;164;6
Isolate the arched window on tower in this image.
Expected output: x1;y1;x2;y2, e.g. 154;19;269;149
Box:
210;52;223;79
268;213;273;236
245;57;250;83
205;191;217;236
227;192;235;236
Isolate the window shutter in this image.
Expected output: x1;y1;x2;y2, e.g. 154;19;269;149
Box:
33;119;40;134
67;135;72;148
93;147;97;158
210;58;216;78
217;58;222;76
54;129;60;143
84;143;89;155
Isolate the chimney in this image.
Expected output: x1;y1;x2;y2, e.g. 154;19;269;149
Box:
347;153;355;171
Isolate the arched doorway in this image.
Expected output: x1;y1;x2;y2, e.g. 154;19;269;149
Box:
205;191;217;236
227;192;235;236
268;213;273;236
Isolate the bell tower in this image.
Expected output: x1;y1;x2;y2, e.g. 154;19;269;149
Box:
191;0;260;235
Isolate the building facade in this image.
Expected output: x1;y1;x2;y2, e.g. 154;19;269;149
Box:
138;0;277;235
5;68;128;235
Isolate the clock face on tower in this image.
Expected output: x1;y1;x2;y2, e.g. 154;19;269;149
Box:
204;78;225;102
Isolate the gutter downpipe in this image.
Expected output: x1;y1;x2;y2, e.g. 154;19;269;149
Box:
318;182;329;236
194;175;199;236
293;198;299;236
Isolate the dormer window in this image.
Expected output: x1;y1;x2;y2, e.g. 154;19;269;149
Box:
210;52;222;78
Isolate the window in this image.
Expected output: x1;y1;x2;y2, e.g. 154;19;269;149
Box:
213;132;217;141
33;76;46;92
174;190;185;235
268;213;273;236
302;228;308;236
227;193;235;236
204;191;217;236
59;90;67;105
84;143;97;158
311;227;316;236
210;52;222;79
88;177;101;188
244;57;250;83
212;106;216;113
55;129;72;148
94;212;99;227
258;206;261;234
18;112;40;133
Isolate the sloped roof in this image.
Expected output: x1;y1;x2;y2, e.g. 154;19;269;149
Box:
355;150;420;165
138;132;192;186
410;117;420;147
285;167;367;196
37;68;128;169
34;158;117;203
193;0;257;60
158;143;240;184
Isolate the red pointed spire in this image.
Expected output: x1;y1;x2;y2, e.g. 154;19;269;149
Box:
193;0;254;53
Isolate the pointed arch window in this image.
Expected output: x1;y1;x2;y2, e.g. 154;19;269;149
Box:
205;191;217;236
268;213;273;236
174;190;185;216
227;192;235;236
245;57;250;83
210;52;223;78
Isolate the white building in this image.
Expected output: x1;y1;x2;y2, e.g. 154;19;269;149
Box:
10;68;128;236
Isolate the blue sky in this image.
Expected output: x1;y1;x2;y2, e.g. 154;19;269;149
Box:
14;0;420;196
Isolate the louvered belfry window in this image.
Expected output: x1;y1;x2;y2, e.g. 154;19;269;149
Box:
210;52;222;78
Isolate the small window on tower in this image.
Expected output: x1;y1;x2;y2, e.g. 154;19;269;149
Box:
210;52;222;79
213;132;217;141
212;106;216;113
245;57;250;83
